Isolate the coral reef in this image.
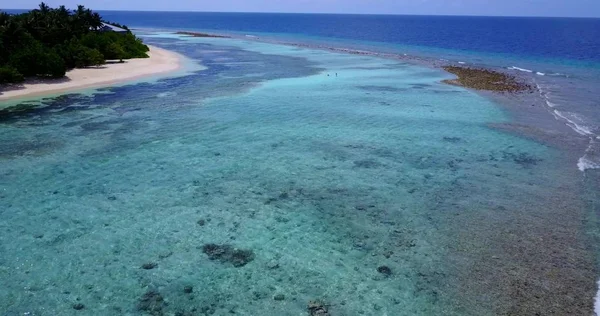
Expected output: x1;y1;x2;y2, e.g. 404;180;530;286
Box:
308;300;330;316
442;66;532;92
72;303;85;310
202;243;255;267
377;265;393;276
141;262;158;270
137;290;166;315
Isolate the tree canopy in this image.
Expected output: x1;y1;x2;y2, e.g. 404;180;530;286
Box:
0;3;149;84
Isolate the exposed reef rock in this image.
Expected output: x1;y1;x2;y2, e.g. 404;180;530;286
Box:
273;294;286;301
72;303;85;310
442;66;532;93
202;243;255;267
137;290;166;315
308;300;330;316
377;265;393;276
141;262;158;270
175;31;230;38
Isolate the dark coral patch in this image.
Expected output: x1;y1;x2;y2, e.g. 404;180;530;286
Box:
202;243;255;267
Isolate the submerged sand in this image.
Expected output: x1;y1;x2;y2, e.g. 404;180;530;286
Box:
0;45;183;101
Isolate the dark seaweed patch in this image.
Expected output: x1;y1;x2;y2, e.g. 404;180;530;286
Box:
410;83;432;89
137;290;166;315
442;137;462;143
356;85;405;92
353;159;384;169
0;138;63;158
502;151;542;168
202;243;255;267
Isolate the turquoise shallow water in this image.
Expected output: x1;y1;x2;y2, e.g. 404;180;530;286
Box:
0;34;597;315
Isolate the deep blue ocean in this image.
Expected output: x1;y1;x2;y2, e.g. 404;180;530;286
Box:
98;12;600;64
2;9;600;316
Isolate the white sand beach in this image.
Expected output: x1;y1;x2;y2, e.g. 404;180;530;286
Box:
0;45;183;101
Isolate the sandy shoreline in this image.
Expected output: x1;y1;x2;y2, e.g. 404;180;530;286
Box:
0;45;184;102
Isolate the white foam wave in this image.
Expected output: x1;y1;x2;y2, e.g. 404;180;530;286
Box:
536;82;600;172
508;66;533;73
458;61;466;64
579;137;600;171
157;92;177;98
595;279;600;316
552;110;595;136
536;83;594;136
578;156;600;172
536;72;545;76
245;35;258;38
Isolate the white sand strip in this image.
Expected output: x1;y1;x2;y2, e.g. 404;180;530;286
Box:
0;45;184;101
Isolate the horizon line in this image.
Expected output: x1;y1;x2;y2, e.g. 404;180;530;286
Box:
2;8;600;19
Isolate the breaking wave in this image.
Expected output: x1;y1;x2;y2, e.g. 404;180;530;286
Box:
508;66;533;73
536;83;600;172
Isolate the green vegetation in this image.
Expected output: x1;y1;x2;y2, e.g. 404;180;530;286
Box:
0;3;149;84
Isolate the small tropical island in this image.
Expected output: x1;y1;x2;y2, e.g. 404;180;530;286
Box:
0;3;182;100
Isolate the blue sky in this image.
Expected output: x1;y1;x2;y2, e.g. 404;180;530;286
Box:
4;0;600;17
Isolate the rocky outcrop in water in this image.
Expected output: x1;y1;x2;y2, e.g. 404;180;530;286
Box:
202;243;255;267
442;66;533;93
308;300;330;316
137;290;166;315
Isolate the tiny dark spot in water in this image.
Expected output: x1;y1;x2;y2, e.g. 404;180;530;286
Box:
357;85;405;92
355;204;375;211
158;251;173;259
108;196;117;201
278;192;289;199
411;83;431;89
73;303;85;310
354;159;383;168
377;266;392;276
442;137;462;143
264;197;278;205
141;262;158;270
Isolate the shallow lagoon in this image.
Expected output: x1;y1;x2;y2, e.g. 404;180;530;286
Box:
0;34;597;315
